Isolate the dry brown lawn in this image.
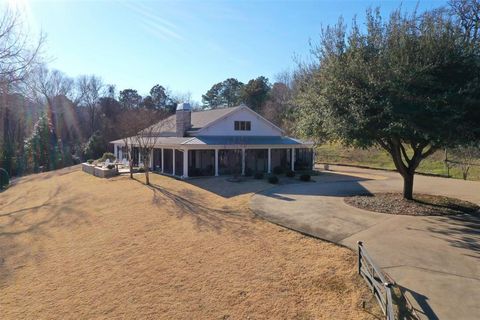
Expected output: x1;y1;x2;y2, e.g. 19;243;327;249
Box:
0;166;377;319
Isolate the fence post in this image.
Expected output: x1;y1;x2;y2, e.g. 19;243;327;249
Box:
357;241;363;275
384;282;395;320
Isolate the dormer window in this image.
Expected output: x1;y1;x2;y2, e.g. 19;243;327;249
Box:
234;121;251;131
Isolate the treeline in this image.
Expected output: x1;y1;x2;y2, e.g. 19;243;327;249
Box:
1;67;190;176
201;73;297;133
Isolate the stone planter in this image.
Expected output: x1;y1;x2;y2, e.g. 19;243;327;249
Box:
82;163;117;178
82;163;95;175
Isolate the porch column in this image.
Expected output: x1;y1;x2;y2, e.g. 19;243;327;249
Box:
291;148;295;171
118;145;123;160
241;148;246;176
172;148;176;176
161;148;164;173
312;147;315;169
183;149;188;178
267;148;271;174
149;149;153;169
214;149;219;176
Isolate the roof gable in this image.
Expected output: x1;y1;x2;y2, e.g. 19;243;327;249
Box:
138;105;283;137
194;105;284;136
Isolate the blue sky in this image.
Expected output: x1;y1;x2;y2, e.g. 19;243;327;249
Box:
8;0;447;102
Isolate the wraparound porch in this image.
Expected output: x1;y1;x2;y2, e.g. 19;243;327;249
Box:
113;144;314;179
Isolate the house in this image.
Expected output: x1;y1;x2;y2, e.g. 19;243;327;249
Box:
110;103;314;178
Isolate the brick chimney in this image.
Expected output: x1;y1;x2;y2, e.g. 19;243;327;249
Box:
175;102;192;137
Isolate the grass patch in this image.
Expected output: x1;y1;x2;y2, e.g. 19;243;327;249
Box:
316;143;480;180
0;167;377;319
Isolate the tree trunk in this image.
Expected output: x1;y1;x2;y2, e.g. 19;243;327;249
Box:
402;173;414;200
129;159;133;179
145;166;150;185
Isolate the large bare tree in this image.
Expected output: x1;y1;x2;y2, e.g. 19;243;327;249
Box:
0;9;44;153
76;75;104;135
0;10;44;91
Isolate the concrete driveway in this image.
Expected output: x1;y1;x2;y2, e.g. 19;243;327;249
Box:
251;166;480;320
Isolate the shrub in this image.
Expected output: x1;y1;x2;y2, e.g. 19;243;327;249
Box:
286;170;295;178
0;168;9;189
107;164;115;170
83;131;107;160
99;152;116;162
87;159;94;164
244;167;253;177
138;167;145;173
272;166;284;175
254;172;264;179
300;174;311;182
268;176;279;184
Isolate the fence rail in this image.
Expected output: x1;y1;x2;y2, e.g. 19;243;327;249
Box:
358;241;395;320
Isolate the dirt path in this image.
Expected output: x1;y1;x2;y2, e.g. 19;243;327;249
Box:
251;166;480;320
0;167;376;320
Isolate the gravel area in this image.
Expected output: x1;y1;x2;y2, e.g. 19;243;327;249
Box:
344;193;480;216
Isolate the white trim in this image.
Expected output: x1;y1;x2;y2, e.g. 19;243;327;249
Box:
241;148;245;176
214;149;219;176
291;148;295;171
172;148;176;176
161;148;164;173
267;148;271;174
183;149;188;178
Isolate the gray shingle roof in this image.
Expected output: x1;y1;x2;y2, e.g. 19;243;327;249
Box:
145;106;241;136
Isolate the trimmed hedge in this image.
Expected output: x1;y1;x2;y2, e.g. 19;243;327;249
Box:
99;152;116;162
286;170;295;178
272;166;284;175
268;176;279;184
300;174;311;182
0;168;9;189
254;172;264;179
87;159;94;164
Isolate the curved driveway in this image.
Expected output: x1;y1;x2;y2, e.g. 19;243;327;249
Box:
251;166;480;320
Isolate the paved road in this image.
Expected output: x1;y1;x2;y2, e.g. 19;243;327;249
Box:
251;166;480;320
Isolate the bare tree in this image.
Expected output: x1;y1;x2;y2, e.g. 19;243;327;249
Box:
0;9;44;91
133;109;170;184
29;65;74;104
116;109;169;182
0;9;44;148
28;65;74;130
452;143;480;179
76;75;104;135
450;0;480;52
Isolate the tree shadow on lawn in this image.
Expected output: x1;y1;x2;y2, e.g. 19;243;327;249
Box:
144;180;255;236
0;184;91;287
185;175;275;198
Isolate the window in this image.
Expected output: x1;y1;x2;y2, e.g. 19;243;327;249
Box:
234;121;251;131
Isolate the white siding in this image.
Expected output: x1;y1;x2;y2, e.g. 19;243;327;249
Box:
197;108;281;136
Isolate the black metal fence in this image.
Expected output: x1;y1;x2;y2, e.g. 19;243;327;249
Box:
357;241;395;320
